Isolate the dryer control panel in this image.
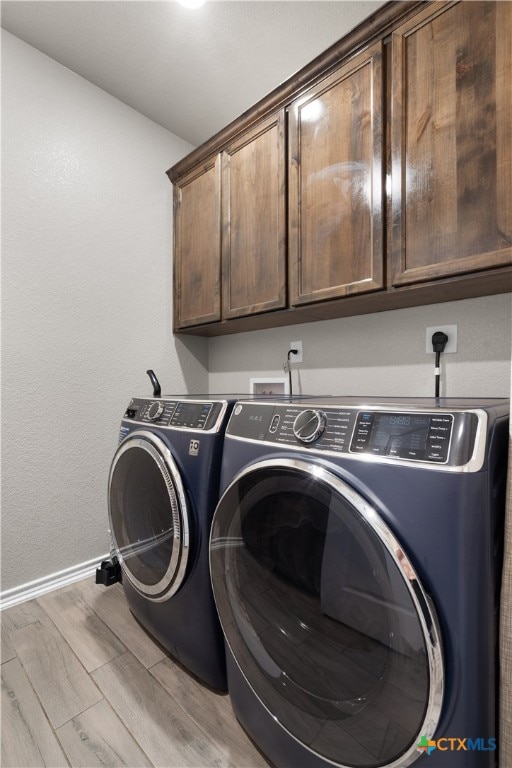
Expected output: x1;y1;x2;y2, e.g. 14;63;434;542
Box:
227;401;483;469
123;398;226;432
350;410;453;463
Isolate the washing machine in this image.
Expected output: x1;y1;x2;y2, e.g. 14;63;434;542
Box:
210;396;509;767
106;394;239;690
104;390;310;690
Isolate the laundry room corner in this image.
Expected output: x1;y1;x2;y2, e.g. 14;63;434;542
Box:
1;0;511;764
0;30;201;598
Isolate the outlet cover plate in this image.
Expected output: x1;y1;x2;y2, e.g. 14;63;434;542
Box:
425;325;458;354
290;340;303;363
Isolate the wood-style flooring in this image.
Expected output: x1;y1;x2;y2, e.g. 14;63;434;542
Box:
1;578;271;768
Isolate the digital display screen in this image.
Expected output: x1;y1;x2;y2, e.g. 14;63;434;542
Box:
350;411;453;462
388;414;411;427
370;413;430;454
171;402;212;428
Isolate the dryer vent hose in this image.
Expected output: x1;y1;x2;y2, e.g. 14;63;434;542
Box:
146;369;161;398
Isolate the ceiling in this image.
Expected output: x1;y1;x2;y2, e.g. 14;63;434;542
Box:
1;0;386;147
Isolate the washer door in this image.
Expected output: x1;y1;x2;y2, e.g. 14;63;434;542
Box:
109;430;190;601
210;459;443;768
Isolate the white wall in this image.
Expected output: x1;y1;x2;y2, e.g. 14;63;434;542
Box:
1;31;208;592
209;294;512;398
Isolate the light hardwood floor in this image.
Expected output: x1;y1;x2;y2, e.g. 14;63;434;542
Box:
1;578;272;768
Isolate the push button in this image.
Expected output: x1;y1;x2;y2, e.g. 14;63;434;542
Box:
269;415;280;433
426;451;446;461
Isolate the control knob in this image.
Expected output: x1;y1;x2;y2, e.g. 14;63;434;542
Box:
147;400;164;421
293;409;327;444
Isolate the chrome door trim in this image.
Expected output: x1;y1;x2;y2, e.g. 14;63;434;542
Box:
211;457;444;768
109;430;190;602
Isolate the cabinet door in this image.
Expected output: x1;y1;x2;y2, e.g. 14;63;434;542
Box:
289;42;384;306
173;157;221;329
391;1;512;286
222;112;286;319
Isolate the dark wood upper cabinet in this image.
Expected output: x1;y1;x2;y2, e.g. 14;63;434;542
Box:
168;1;511;336
289;41;384;305
390;0;512;286
173;157;221;329
222;111;286;319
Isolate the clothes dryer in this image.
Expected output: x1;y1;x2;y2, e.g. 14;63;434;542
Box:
210;397;508;766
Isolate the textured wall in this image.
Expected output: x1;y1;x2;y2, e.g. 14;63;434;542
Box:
1;31;207;591
209;294;512;398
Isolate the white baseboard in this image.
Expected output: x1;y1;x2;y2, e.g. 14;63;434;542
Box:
0;554;110;611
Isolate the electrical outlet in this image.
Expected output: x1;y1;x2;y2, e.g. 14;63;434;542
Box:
425;325;458;354
289;340;303;364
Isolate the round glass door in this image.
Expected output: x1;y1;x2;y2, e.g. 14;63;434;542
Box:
210;458;443;768
109;431;190;601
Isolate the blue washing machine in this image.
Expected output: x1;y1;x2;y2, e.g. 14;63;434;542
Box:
108;394;238;690
210;397;509;766
106;391;309;690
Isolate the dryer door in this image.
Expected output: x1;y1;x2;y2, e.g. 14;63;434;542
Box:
109;430;190;601
210;458;443;768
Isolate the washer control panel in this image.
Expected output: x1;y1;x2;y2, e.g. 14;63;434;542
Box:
227;402;481;468
123;398;225;432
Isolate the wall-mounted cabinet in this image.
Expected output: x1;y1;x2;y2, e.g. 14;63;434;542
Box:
173;113;286;330
169;0;511;336
222;111;286;319
289;42;384;305
173;157;221;329
390;1;512;286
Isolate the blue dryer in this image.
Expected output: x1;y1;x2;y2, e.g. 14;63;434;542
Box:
108;395;235;690
210;397;509;767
